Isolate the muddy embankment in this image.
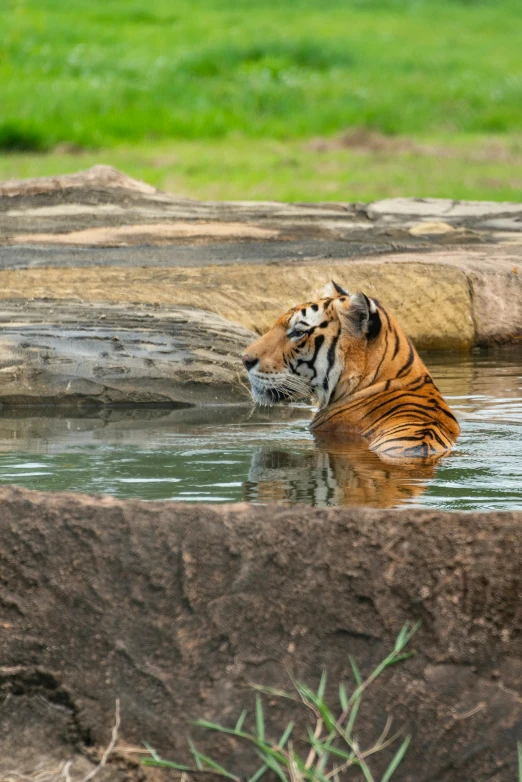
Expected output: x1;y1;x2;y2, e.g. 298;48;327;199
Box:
1;489;522;781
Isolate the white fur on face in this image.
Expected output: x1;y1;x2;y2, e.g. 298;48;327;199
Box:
248;369;312;405
284;301;343;407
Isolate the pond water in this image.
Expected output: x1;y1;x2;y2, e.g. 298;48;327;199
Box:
0;346;521;510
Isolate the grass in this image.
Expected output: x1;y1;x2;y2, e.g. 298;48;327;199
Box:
141;623;419;781
2;0;522;201
2;133;522;203
3;0;522;149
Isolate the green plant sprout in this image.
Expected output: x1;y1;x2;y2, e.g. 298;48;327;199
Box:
142;622;420;782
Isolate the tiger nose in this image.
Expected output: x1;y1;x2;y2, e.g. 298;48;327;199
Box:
242;354;259;372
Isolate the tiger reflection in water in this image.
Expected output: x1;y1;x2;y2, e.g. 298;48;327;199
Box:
244;440;436;508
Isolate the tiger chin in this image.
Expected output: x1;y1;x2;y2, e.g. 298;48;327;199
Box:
242;281;460;460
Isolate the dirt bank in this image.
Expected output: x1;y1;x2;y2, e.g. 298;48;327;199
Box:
1;487;521;780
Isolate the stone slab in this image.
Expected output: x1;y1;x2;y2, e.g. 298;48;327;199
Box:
366;196;522;220
2;166;522;246
1;487;521;780
0;259;477;349
0;239;416;271
0;166;521;352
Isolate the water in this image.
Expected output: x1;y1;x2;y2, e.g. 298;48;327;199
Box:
0;346;521;510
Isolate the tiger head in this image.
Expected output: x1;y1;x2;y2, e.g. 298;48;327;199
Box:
243;281;387;408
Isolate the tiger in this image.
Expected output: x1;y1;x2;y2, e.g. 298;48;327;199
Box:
242;281;460;459
245;441;437;507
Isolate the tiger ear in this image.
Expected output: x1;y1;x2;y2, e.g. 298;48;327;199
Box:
338;292;381;339
323;280;350;298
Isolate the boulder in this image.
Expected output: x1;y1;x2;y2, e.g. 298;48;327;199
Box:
0;299;253;408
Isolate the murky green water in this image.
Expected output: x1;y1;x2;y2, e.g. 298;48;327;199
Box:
0;346;522;510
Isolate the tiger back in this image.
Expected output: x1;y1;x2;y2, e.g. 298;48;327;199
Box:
242;281;460;459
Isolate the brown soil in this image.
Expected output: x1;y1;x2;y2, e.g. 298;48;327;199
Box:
307;128;522;164
1;487;521;780
307;128;442;155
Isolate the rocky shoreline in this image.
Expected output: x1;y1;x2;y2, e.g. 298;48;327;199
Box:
0;166;521;409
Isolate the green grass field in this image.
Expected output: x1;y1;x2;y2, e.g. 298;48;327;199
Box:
2;134;522;203
2;0;522;201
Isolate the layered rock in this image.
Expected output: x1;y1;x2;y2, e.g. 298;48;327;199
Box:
0;299;253;407
0;166;522;354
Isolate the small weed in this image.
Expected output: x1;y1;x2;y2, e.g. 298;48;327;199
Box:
142;622;419;781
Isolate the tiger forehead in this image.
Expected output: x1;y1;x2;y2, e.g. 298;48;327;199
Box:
287;300;333;329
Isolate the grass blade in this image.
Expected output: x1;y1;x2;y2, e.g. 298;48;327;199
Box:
143;741;161;761
248;764;268;782
349;655;363;687
255;694;265;742
296;681;337;732
278;721;295;748
252;741;288;763
345;697;360;741
189;739;203;770
339;683;348;712
360;761;375;782
235;709;248;733
390;652;415;664
193;719;247;737
518;741;522;782
381;736;411;782
193;752;241;780
248;682;299;703
345;654;363;739
296;680;321;707
308;737;355;763
292;750;329;782
317;670;327;702
394;622;421;654
257;751;289;782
